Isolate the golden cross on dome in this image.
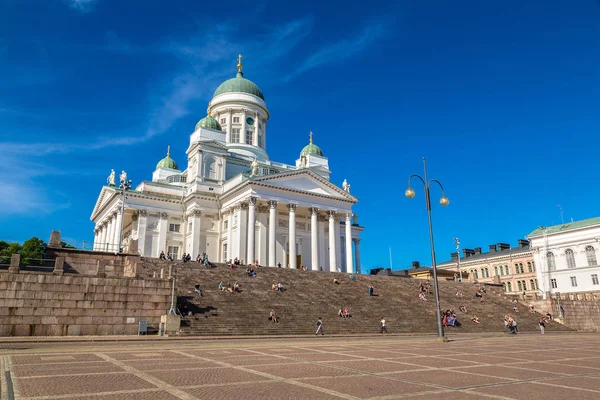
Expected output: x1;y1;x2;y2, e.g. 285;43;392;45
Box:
167;145;171;156
237;54;243;72
309;131;313;144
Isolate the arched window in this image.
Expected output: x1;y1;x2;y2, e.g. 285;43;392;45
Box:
527;262;532;272
503;283;507;292
507;281;512;292
565;249;576;269
547;252;556;270
204;157;217;180
474;270;479;279
519;263;524;273
517;281;523;291
530;279;536;290
514;263;520;274
586;246;597;266
494;266;499;276
505;265;509;275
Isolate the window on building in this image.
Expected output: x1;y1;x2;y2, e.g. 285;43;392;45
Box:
530;279;536;290
514;263;520;274
223;220;228;230
245;130;253;144
550;278;557;289
505;265;509;275
592;274;599;285
527;261;533;272
233;117;240;123
519;263;524;273
517;281;522;291
547;252;556;270
586;246;597;266
223;243;228;262
169;224;180;233
507;281;512;292
258;134;262;147
570;276;577;287
521;280;527;291
231;128;241;143
167;246;179;260
494;266;499;276
474;270;479;279
220;118;226;124
503;283;507;292
566;249;576;269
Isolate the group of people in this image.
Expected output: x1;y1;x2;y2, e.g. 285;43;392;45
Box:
246;267;257;277
338;308;351;318
218;281;241;293
504;314;518;333
271;282;285;292
195;253;210;266
159;251;173;261
158;251;210;266
475;286;487;303
418;281;430;301
442;309;461;327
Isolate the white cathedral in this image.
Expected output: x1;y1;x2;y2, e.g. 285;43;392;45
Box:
91;56;364;273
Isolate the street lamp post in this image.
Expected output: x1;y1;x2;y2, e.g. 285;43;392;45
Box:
454;237;462;282
117;178;132;254
405;157;449;341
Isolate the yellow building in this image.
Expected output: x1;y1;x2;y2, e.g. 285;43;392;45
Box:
438;240;538;294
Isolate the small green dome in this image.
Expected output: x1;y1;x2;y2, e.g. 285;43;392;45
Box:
156;146;179;170
213;71;264;100
195;115;222;131
300;132;323;156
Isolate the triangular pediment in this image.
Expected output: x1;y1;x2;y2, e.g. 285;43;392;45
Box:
90;186;116;220
251;170;356;201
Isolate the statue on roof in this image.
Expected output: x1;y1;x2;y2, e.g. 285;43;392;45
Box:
120;170;128;187
251;158;259;176
342;179;350;193
107;169;116;186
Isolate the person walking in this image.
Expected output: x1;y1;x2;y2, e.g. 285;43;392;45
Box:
380;317;388;334
315;317;324;335
539;318;545;335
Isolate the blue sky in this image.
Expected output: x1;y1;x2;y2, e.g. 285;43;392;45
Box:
1;0;600;270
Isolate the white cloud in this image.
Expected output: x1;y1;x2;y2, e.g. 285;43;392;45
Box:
67;0;98;13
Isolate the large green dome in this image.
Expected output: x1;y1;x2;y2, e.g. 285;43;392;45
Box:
195;115;222;131
213;71;265;100
156;146;179;170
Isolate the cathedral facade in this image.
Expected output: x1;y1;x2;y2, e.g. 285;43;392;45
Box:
90;56;363;272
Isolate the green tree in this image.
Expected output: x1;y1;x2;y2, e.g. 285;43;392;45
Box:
60;241;76;249
0;242;21;259
20;237;46;264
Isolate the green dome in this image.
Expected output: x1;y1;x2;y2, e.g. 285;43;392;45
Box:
195;115;222;131
156;146;179;170
301;143;323;156
213;71;265;100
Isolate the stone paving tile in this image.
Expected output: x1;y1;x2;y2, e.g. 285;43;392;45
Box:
11;353;103;364
279;352;365;362
451;365;564;380
323;359;429;373
184;380;345;400
121;360;224;371
559;358;600;369
12;361;122;377
248;363;358;379
222;356;301;366
393;356;482;369
386;370;513;389
509;361;600;375
103;350;183;361
66;390;182;400
146;366;271;386
335;349;413;359
305;375;433;398
450;354;521;365
187;348;258;358
473;381;600;400
402;391;493;400
15;373;156;397
537;376;600;391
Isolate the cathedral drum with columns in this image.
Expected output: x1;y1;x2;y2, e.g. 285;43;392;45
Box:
90;55;364;273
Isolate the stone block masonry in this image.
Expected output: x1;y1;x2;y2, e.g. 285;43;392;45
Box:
0;271;171;336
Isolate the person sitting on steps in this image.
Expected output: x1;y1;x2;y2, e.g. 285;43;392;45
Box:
233;281;241;293
218;281;225;292
277;282;284;292
269;309;279;323
419;292;427;301
471;315;481;324
368;285;374;296
459;304;467;313
271;282;277;291
159;251;166;261
194;284;203;297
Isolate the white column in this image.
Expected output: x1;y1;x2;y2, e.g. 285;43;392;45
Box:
268;201;277;267
254;112;259;146
190;210;202;258
288;204;297;269
93;228;99;250
113;208;123;252
227;210;233;262
247;197;256;263
318;216;326;271
257;207;268;265
109;213;117;252
235;204;248;262
310;207;319;271
354;238;361;274
137;210;148;256
226;109;232;143
328;211;337;272
242;109;248;144
98;224;106;251
156;212;168;257
345;213;354;273
335;217;342;271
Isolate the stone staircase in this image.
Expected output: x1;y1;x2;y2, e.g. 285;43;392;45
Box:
140;259;573;336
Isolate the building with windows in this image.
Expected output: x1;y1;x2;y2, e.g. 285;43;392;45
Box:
527;217;600;298
90;56;364;271
437;240;538;294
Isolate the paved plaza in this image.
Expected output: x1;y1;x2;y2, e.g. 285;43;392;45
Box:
1;333;600;399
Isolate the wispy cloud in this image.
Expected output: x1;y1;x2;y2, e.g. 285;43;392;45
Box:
284;22;385;82
67;0;98;13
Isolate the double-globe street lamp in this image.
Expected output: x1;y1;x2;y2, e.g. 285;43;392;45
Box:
117;177;132;254
405;157;449;340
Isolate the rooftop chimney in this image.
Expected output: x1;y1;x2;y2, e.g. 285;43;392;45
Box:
497;243;510;251
489;244;497;252
411;261;420;269
517;239;530;248
463;249;475;258
474;247;482;255
451;252;458;261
